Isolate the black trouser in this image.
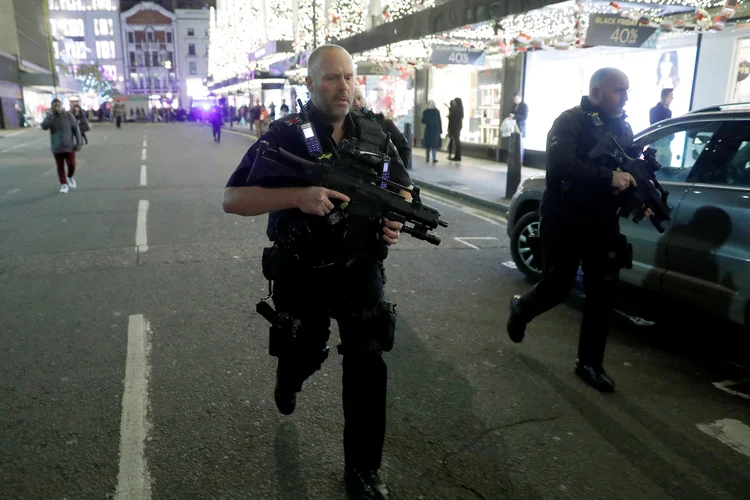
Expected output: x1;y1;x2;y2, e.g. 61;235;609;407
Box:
272;257;387;471
516;217;620;368
448;132;461;159
81;132;88;144
116;116;122;128
212;123;221;142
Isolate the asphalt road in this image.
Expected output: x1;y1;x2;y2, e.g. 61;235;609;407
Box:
1;122;749;500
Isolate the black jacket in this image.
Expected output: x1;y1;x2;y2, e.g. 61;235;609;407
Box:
540;97;634;225
649;102;672;125
512;102;528;136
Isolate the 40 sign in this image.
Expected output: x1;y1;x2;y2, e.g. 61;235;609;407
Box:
585;14;657;48
430;46;486;66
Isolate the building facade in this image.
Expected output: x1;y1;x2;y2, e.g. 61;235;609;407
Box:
0;0;59;128
175;8;209;105
47;0;126;112
120;1;178;111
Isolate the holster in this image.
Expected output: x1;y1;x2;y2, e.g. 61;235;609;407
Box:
377;301;397;352
609;233;633;271
261;245;292;281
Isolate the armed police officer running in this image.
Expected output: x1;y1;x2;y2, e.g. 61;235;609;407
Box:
507;68;638;393
223;45;412;500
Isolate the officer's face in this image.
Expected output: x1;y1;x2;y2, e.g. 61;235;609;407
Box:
306;49;354;121
591;72;629;118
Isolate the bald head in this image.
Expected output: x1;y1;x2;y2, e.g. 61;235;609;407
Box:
353;86;365;110
588;67;629;118
307;44;353;82
305;44;355;122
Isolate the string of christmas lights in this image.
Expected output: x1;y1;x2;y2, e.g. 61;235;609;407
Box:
325;0;368;43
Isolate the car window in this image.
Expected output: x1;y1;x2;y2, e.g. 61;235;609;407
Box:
691;121;750;187
640;122;721;183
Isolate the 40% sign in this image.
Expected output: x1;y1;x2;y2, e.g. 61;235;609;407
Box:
610;27;640;45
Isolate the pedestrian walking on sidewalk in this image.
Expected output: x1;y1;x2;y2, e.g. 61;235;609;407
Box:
421;100;441;163
41;99;82;194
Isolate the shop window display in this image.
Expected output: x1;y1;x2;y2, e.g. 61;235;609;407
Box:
728;38;750;103
524;43;697;152
356;71;415;136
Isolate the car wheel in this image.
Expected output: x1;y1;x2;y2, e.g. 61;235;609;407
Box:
510;211;543;281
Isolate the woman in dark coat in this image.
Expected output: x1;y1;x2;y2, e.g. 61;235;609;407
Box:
72;104;90;144
447;98;463;161
421;100;442;163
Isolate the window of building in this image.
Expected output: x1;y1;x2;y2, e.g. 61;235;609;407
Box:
128;32;134;43
95;40;116;60
147;31;154;43
129;51;136;66
187;28;195;36
189;62;197;75
101;65;117;81
188;43;196;56
152;51;159;67
167;51;173;64
94;18;113;36
50;18;85;38
166;32;172;43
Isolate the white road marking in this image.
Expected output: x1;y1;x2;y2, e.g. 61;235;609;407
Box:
142;140;147;147
4;188;20;196
454;236;498;250
696;419;750;459
502;261;517;269
140;165;147;187
116;314;152;500
141;148;147;161
0;138;43;155
136;200;149;252
712;379;750;400
422;191;507;226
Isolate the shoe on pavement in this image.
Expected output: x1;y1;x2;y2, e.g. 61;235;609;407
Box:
575;361;615;392
507;295;527;343
274;364;297;415
59;184;69;194
67;177;77;189
345;468;390;500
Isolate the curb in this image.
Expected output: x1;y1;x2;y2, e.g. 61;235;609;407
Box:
411;177;510;215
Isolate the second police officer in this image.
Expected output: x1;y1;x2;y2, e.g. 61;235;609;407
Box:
507;68;639;393
223;44;412;500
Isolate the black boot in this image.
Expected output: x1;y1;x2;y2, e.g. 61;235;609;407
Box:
507;295;527;343
345;468;390;500
274;363;297;415
575;361;615;392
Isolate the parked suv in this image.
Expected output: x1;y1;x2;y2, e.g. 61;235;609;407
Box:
507;104;750;328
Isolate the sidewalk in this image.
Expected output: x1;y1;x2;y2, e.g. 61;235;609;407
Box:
219;124;543;213
408;155;541;214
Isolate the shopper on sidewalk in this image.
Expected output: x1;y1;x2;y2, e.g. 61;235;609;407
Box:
447;98;463;161
41;99;82;194
421;100;442;163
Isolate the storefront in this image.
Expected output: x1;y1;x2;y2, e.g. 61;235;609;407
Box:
422;51;505;156
22;87;54;125
356;62;416;134
693;24;750;110
523;34;700;153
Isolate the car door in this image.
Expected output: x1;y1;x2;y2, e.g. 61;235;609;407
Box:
661;119;750;326
619;120;722;292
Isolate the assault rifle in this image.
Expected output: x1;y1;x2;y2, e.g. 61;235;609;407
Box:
588;133;672;233
247;139;449;245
